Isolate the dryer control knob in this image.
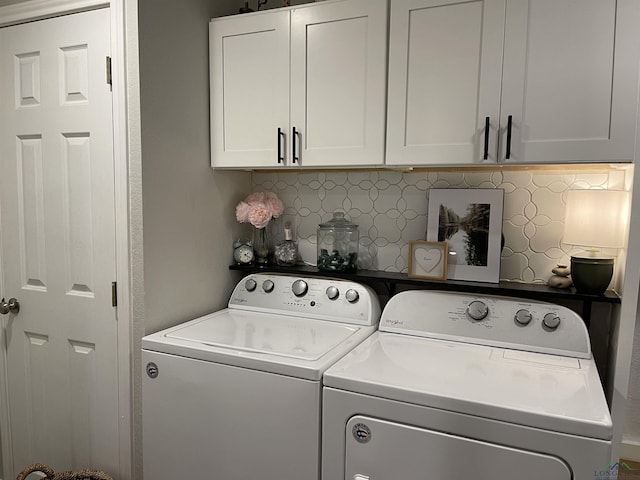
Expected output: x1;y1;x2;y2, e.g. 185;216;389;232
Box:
345;289;359;303
262;279;274;293
326;286;339;300
291;279;308;297
466;300;489;321
245;278;257;292
515;309;532;325
543;313;561;330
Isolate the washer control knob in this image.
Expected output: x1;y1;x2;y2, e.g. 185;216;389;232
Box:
514;309;532;326
291;279;308;297
245;278;257;292
326;286;339;300
543;313;561;330
466;300;489;321
345;289;360;303
262;279;274;293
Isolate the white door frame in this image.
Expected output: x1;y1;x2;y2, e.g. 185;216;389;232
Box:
0;1;133;479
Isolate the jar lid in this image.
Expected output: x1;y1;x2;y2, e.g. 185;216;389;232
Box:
319;211;358;229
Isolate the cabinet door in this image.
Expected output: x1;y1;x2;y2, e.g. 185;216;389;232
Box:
290;0;388;167
210;12;290;168
385;0;506;166
500;0;640;163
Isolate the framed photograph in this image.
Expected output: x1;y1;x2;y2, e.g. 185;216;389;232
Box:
408;241;448;280
426;188;504;283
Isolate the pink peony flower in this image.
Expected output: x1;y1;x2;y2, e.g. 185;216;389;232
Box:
264;192;284;217
245;192;265;204
248;204;271;229
235;191;284;228
235;201;251;223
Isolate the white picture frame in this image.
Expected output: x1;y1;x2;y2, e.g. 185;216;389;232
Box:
426;188;504;283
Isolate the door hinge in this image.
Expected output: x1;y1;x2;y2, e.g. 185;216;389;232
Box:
106;56;112;87
112;281;117;307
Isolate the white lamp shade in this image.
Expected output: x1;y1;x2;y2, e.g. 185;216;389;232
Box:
563;189;630;249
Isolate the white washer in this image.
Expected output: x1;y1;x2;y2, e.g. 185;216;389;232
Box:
142;273;380;480
322;290;612;480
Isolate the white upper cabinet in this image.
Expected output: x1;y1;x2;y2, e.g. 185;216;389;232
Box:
290;0;388;167
386;0;506;166
386;0;640;166
210;0;388;169
501;0;640;163
210;12;289;169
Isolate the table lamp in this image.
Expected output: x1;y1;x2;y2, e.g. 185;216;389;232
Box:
562;189;630;295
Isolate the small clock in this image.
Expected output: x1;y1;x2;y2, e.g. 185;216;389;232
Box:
233;241;254;265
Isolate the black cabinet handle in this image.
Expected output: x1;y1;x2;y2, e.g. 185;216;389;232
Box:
292;126;299;164
506;115;513;160
483;116;490;160
277;128;284;164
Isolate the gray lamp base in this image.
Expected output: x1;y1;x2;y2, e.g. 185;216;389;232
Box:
570;256;614;295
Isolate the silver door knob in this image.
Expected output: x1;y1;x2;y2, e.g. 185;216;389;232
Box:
0;298;20;315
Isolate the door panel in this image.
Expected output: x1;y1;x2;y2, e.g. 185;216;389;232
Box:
345;416;572;480
0;8;118;476
385;0;505;165
305;16;368;150
500;0;640;162
290;0;387;167
209;12;290;168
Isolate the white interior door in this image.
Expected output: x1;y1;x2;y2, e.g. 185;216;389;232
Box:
0;8;119;477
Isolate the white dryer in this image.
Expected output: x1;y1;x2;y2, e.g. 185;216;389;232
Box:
142;273;380;480
322;290;612;480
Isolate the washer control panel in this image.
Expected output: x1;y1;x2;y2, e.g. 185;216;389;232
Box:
228;273;381;326
381;290;591;358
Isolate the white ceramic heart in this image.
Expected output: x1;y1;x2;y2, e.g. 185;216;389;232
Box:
414;247;442;274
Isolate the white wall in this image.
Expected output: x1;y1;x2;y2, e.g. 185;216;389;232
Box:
611;63;640;461
619;143;640;460
625;325;640;454
123;0;142;477
139;0;249;335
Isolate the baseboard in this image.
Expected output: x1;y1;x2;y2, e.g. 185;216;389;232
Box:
621;439;640;462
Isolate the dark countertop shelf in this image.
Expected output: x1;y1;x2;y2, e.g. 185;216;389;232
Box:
229;264;620;305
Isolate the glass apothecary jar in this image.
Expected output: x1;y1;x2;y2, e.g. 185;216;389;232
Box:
317;212;358;272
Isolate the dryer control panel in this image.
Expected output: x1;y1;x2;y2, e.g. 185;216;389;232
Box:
228;273;381;326
380;290;591;358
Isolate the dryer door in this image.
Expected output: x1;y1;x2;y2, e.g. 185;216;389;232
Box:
345;416;571;480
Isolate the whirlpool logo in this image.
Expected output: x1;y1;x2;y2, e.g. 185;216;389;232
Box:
595;461;639;479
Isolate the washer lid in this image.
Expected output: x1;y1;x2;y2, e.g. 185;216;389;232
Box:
324;332;613;440
167;309;358;360
142;309;375;380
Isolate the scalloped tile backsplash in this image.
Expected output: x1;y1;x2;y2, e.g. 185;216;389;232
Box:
253;167;629;284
